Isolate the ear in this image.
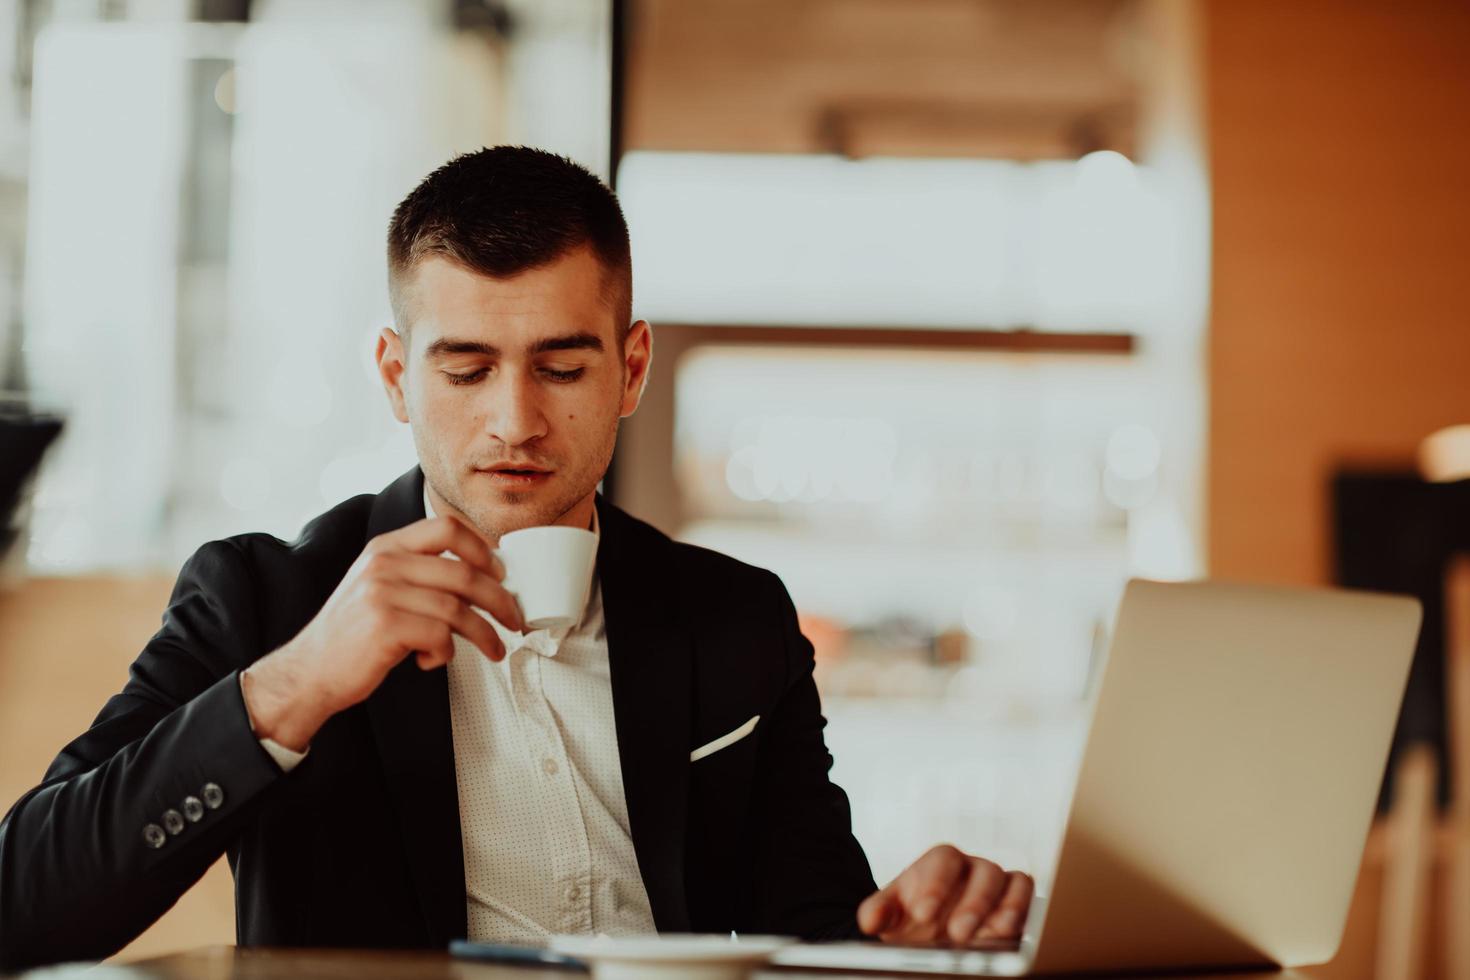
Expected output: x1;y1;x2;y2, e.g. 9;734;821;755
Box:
619;320;653;418
376;327;411;424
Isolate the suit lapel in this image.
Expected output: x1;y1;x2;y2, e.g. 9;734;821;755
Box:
362;466;469;945
595;495;695;933
355;473;693;940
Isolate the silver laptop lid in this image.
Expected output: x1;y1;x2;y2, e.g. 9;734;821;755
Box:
1030;579;1421;974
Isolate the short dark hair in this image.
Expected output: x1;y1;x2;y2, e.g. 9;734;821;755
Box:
386;145;632;345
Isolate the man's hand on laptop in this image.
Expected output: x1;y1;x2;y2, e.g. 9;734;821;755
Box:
241;515;524;751
857;844;1032;947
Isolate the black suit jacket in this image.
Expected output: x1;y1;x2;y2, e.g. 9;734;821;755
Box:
0;466;876;971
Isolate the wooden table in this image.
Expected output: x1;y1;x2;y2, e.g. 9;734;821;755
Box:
10;946;1311;980
19;947;563;979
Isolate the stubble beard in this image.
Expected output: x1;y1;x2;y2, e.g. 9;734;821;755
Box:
426;416;620;542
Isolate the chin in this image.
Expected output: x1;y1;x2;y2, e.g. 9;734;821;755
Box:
488;488;559;512
480;493;569;530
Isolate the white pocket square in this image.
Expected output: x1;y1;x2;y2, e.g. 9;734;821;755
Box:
689;714;760;762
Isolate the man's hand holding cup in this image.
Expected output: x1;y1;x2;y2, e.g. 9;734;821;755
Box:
240;515;523;752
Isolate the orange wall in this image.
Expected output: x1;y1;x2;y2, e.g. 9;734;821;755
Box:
1207;0;1470;585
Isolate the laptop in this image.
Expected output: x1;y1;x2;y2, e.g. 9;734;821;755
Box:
772;579;1422;975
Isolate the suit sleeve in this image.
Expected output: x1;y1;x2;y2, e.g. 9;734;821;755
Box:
746;571;879;941
0;539;286;972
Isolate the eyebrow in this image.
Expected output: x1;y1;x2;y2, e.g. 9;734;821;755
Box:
424;332;605;360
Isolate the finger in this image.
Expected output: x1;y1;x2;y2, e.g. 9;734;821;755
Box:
858;887;902;935
976;871;1033;940
380;515;501;578
912;862;976;945
385;583;507;663
886;845;969;942
380;608;456;670
943;859;1009;945
383;552;522;629
378;552;524;632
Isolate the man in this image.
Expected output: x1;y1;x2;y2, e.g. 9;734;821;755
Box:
0;147;1031;972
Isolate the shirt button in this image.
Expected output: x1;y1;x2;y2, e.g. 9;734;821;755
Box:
162;809;186;835
182;796;205;822
542;757;558;776
565;885;581;904
201;782;224;810
142;823;167;849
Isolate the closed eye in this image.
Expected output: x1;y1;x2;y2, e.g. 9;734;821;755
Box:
441;367;585;386
443;369;486;386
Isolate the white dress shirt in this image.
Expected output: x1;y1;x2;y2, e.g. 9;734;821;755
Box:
425;489;657;942
249;492;656;939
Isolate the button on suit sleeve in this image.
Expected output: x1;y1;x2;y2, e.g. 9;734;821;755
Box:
0;539;286;973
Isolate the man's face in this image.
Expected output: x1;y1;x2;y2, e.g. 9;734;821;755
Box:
375;245;650;542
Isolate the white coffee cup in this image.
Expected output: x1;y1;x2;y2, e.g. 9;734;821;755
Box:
495;525;599;631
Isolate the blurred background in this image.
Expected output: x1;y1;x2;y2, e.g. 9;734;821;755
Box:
1;0;1468;976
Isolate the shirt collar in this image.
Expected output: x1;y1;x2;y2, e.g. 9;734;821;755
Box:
422;484;599;658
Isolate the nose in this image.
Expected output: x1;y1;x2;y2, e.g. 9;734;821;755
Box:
482;368;548;448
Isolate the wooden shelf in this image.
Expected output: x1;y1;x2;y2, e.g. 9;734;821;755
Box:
651;323;1135;355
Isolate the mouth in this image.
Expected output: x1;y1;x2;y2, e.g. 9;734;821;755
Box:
477;465;552;487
